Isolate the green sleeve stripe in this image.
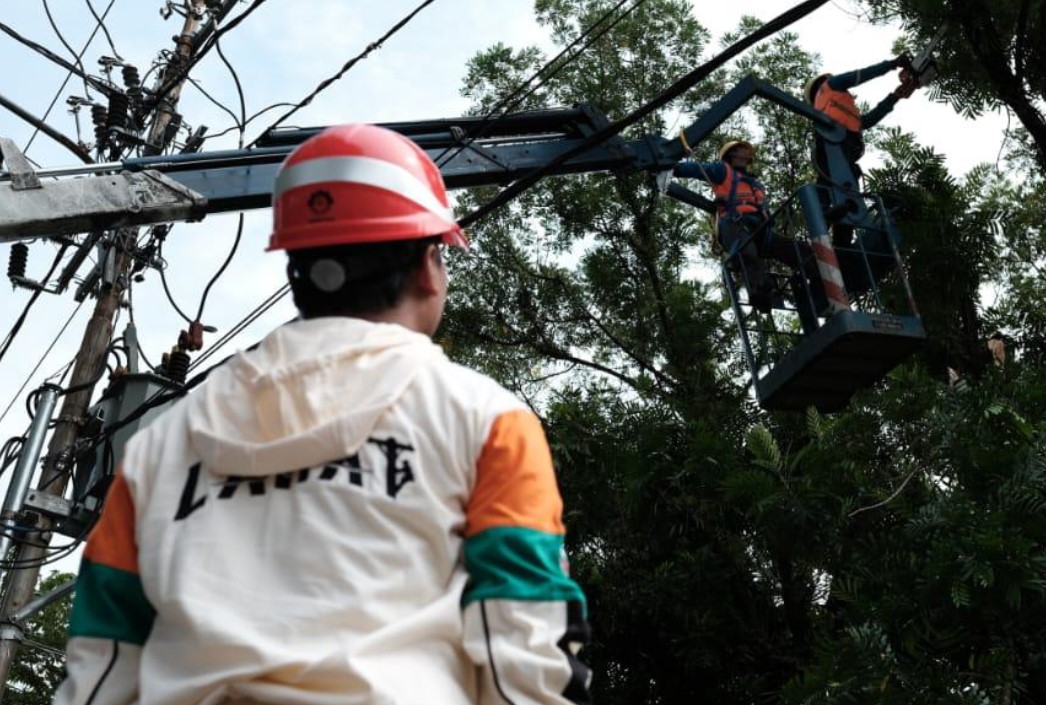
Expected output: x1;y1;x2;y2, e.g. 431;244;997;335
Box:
69;558;156;645
463;526;586;612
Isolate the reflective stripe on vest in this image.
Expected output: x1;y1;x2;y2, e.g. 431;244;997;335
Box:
711;163;765;219
814;84;862;132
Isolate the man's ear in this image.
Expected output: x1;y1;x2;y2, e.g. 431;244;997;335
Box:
412;244;443;296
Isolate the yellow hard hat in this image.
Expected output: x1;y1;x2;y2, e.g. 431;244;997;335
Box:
718;140;756;161
804;73;831;103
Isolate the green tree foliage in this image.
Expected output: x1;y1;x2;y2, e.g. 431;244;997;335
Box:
985;135;1046;366
447;3;792;701
448;2;1046;702
4;571;72;704
861;0;1046;168
780;368;1046;704
867;130;1003;377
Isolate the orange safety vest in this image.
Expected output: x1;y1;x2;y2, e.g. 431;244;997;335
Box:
711;164;766;220
814;83;862;132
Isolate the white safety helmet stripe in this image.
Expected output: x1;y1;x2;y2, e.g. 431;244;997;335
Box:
275;155;456;224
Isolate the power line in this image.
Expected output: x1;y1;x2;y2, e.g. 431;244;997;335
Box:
157;240;194;325
23;0;118;155
459;0;833;229
85;0;121;59
249;0;441;145
0;301;85;429
200;101;295;142
196;214;244;323
147;0;270;115
191;28;248;325
180;21;249;142
435;0;647;167
188;76;241;128
41;0;93;97
212;26;247;147
189;284;289;371
0;247;69;368
0;92;93;164
0;19;114;97
211;22;247;148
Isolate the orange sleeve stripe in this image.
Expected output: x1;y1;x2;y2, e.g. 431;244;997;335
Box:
83;471;140;575
466;409;565;537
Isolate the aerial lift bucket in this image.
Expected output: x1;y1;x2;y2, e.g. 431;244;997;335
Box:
724;184;926;412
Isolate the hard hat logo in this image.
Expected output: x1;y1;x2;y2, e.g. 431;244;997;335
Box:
307;190;334;218
268;123;468;252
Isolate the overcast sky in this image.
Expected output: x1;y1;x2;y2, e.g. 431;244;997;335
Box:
0;0;1010;575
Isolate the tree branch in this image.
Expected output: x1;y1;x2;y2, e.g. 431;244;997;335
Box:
472;313;641;390
953;0;1046;169
1014;0;1031;82
574;300;677;390
849;464;921;517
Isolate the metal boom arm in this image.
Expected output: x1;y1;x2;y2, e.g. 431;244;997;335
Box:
0;76;856;243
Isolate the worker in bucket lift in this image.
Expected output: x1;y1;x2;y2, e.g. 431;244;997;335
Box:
805;58;919;244
668;139;812;313
55;124;591;705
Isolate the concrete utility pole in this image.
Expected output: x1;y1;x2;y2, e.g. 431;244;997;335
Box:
0;0;207;687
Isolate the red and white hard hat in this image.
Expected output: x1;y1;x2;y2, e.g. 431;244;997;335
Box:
268;123;468;252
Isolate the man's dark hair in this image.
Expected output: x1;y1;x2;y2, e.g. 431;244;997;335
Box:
287;235;442;319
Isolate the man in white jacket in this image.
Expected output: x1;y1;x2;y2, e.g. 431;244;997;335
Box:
55;124;591;705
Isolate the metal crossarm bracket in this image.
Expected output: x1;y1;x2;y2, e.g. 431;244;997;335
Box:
0;168;208;242
0;138;41;191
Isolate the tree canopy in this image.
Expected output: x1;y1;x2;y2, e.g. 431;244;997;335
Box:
13;2;1046;703
447;1;1046;702
4;571;72;704
862;0;1046;168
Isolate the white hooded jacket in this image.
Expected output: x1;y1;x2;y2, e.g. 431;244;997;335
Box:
55;317;590;705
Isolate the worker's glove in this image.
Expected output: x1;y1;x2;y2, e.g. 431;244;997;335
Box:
895;52;914;70
892;77;918;99
654;170;673;195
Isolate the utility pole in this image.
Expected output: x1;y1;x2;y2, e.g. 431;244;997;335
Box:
0;0;207;687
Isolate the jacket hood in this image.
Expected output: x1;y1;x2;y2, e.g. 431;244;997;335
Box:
186;317;444;477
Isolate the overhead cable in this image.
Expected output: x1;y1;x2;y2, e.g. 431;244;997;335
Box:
192;29;248;326
213;28;247;146
201;101;295;142
0;301;85;429
84;0;121;59
189;284;289;371
188;77;241;127
196;214;244;323
0;20;115;97
183;24;249;140
435;0;648;167
156;238;194;325
459;0;832;228
23;0;118;155
148;0;270;113
41;0;92;96
0;246;69;367
0;92;93;164
249;0;440;145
